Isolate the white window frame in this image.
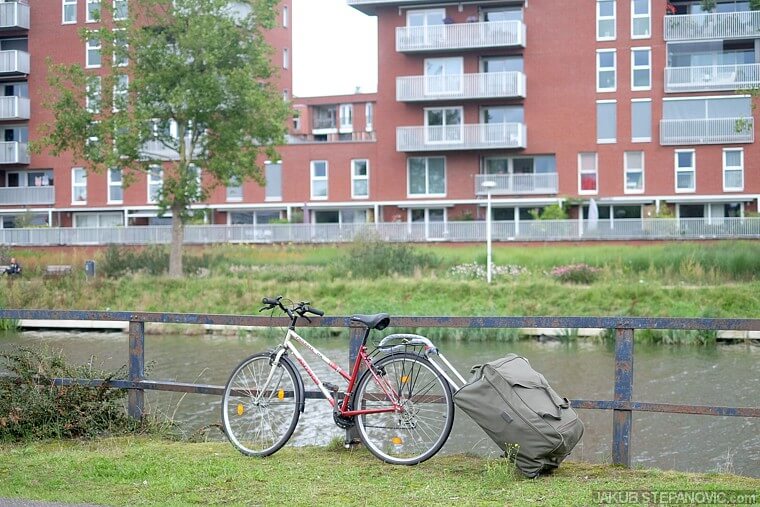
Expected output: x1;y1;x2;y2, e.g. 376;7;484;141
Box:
675;149;696;193
282;5;288;28
339;104;353;132
113;74;128;112
283;48;289;69
310;160;328;200
264;160;283;202
423;56;464;96
407;157;446;198
631;0;651;39
113;28;128;67
113;0;127;21
596;49;616;93
107;168;123;204
631;98;652;143
424;106;463;144
63;0;77;24
723;148;744;191
72;167;87;204
86;38;101;68
365;102;373;132
624;151;645;194
596;0;616;41
631;47;651;91
86;75;101;113
596;99;617;144
351;159;369;199
578;152;598;195
406;8;446;28
86;0;100;23
147;165;163;203
226;177;242;202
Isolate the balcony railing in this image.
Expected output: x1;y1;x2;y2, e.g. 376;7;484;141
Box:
0;1;29;30
397;72;526;102
0;141;29;164
397;123;526;151
0;49;29;75
396;20;525;53
0;96;29;120
660;117;754;145
0;186;54;205
664;10;760;41
312;117;337;131
665;63;760;92
474;173;558;196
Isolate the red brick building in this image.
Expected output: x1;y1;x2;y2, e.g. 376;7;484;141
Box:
0;0;757;234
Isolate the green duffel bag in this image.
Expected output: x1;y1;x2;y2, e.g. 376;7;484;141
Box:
453;354;584;478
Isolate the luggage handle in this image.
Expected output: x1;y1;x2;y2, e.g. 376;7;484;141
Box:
539;385;570;420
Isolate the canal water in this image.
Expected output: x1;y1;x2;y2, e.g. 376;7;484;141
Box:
1;330;758;477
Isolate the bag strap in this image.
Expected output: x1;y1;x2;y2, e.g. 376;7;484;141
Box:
537;378;570;419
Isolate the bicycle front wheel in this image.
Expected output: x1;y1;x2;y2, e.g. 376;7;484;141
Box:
352;352;454;465
221;352;302;457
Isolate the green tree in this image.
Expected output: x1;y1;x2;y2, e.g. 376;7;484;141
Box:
32;0;291;277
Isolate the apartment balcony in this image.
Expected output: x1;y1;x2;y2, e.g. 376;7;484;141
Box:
397;72;526;102
660;118;754;145
0;1;29;31
0;186;53;205
664;10;760;41
0;50;29;76
0;96;29;120
474;173;558;196
0;141;28;164
396;20;525;53
397;123;526;152
665;63;760;93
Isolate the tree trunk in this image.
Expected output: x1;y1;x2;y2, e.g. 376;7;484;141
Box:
169;205;184;277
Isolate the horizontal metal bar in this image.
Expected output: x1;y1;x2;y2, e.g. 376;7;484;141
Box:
7;310;760;332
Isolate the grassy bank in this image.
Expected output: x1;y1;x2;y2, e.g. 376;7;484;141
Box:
2;242;760;323
0;438;758;506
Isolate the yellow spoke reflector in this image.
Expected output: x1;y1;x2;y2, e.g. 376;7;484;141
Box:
391;436;403;445
236;403;244;416
277;389;285;400
400;375;410;384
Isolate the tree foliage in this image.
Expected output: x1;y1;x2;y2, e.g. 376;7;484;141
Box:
32;0;292;276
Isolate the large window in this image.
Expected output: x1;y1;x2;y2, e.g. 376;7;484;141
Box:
310;160;328;199
113;74;128;112
351;159;369;199
408;157;445;196
113;0;127;20
339;104;352;131
631;99;652;142
579;152;598;194
63;0;77;23
631;0;650;38
72;168;87;204
624;151;645;193
596;100;616;143
407;8;445;28
226;177;242;201
663;96;752;120
425;107;462;143
597;49;616;92
265;161;282;201
86;75;101;113
424;57;463;95
631;48;651;90
148;165;163;203
86;38;101;68
675;150;695;192
597;0;616;40
108;168;123;203
113;29;128;67
723;148;743;191
86;0;100;22
365;103;373;132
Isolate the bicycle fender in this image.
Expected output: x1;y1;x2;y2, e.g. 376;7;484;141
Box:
278;354;306;414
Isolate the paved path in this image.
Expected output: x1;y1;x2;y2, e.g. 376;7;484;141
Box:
0;500;102;507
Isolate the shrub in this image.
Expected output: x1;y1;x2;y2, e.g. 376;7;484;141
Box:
448;263;527;280
337;235;440;278
550;263;601;284
100;245;212;278
0;346;141;441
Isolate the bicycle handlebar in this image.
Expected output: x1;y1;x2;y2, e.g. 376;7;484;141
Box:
260;296;324;318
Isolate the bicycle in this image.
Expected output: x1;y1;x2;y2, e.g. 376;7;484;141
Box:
221;296;466;465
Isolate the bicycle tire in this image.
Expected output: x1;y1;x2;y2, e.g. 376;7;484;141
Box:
221;352;302;457
352;352;454;465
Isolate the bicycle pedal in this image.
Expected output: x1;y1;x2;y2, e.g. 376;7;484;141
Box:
323;382;340;392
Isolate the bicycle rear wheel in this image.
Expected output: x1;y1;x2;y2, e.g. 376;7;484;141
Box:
221;352;301;457
352;352;454;465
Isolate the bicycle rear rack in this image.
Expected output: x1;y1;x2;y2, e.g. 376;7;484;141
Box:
376;334;467;392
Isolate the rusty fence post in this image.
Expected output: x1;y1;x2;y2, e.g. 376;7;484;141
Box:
613;327;634;467
128;319;145;419
345;322;364;445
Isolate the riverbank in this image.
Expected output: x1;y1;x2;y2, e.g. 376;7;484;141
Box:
1;438;758;506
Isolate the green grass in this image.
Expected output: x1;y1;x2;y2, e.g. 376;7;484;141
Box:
0;438;757;506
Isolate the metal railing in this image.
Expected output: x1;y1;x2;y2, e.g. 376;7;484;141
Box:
0;1;29;30
397;122;526;151
660;117;754;145
0;96;29;120
396;20;525;52
0;49;29;75
474;173;558;196
0;141;29;164
665;63;760;93
0;185;54;205
396;71;526;102
664;10;760;41
1;308;757;469
3;218;760;245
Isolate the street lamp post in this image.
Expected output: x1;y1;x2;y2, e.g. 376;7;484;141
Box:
482;180;496;284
